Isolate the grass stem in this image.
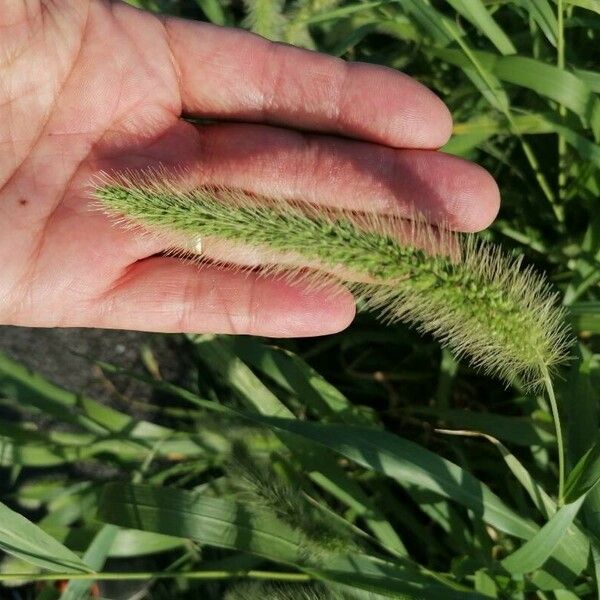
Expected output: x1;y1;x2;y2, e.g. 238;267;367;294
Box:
543;366;565;506
557;0;567;207
0;569;312;583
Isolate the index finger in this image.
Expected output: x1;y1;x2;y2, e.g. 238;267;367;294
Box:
162;18;453;149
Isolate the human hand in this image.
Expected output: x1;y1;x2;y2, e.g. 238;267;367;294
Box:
0;1;499;336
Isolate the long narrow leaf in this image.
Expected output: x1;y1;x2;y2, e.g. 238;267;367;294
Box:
59;526;118;600
0;501;90;573
502;496;587;575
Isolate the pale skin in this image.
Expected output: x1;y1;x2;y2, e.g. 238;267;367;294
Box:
0;0;500;337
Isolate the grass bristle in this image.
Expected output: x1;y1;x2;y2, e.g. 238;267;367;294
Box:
93;171;573;390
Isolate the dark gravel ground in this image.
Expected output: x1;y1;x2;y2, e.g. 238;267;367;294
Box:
0;326;183;407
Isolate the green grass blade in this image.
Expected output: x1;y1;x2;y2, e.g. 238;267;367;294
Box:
445;0;516;54
574;68;600;93
514;0;558;45
98;483;303;563
555;122;600;168
473;569;497;597
435;429;556;518
0;352;108;434
565;0;600;14
411;407;555;446
0;352;175;437
193;0;227;24
0;501;91;574
428;46;509;113
493;56;600;139
0;416;225;467
400;0;462;44
432;48;600;139
435;429;591;586
193;334;294;418
59;526;118;600
298;450;408;558
501;495;587;575
300;1;386;25
560;348;600;538
225;337;365;424
564;435;600;503
38;525;186;558
108;529;186;558
569;302;600;334
590;535;600;598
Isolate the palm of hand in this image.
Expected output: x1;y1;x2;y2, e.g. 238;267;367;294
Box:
0;1;499;336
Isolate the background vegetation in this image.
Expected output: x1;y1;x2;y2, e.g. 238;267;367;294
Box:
1;0;599;598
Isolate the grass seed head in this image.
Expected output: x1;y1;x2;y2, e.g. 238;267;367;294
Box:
225;582;343;600
227;446;354;556
94;172;573;390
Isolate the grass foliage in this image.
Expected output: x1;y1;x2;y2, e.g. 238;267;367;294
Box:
1;0;600;598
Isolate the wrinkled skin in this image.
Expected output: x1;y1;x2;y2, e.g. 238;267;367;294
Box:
0;0;500;336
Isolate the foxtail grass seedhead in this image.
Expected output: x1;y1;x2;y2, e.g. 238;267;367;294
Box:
225;582;342;600
94;171;573;390
227;445;355;556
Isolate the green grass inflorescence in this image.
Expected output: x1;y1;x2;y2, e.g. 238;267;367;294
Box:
225;581;342;600
95;177;573;390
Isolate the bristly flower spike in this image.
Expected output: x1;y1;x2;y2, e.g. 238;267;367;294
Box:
93;171;573;392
